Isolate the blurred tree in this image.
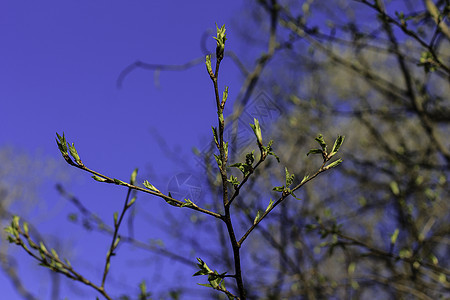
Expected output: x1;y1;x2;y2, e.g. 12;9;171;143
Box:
195;0;449;298
0;147;70;300
134;1;449;298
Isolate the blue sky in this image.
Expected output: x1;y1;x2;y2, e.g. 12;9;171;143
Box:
0;2;252;299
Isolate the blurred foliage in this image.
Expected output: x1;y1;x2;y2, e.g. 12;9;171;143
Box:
0;147;71;300
206;0;449;298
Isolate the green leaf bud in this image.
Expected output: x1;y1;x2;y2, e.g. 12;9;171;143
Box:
130;168;138;185
205;55;213;77
92;175;108;182
250;118;263;148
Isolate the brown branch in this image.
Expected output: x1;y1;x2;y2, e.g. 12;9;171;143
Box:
116;57;204;89
239;160;329;247
424;0;450;40
7;223;113;300
355;0;450;75
225;0;280;155
59;158;221;219
331;228;450;276
376;0;450;164
116;51;248;89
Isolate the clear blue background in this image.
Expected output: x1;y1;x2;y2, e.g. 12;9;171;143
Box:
1;2;248;299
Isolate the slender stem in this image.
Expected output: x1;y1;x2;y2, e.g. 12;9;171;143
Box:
63;163;221;219
209;40;246;299
223;208;246;299
355;0;450;75
320;224;450;276
239;162;328;246
101;186;132;287
13;229;113;300
227;159;265;207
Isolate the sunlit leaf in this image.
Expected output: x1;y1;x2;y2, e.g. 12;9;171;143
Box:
227;175;240;187
51;248;59;260
330;135;345;156
290;190;301;201
265;140;280;162
326;159;343;169
181;199;197;208
128;197;136;207
92;175;107;182
307;149;323;156
390;228;399;244
285;167;295;187
245;151;255;165
68;142;82;165
39;242;48;254
214;154;222;170
265;199;274;212
212;127;219;147
130;168;138;185
193;257;213;276
390;181;400;196
143;180;160;193
222;86;228;104
348;262;356;275
113;212;118;225
113;178;127;186
165;199;180;207
272;186;284;192
250;118;263;147
315;134;327;151
113;237;120;248
253;210;262;225
55;132;68;153
205;55;213;75
300;174;310;185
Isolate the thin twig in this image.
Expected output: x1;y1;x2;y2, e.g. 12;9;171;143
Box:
62;161;221;219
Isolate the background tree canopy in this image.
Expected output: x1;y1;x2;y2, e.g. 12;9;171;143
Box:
2;0;449;299
212;0;449;298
